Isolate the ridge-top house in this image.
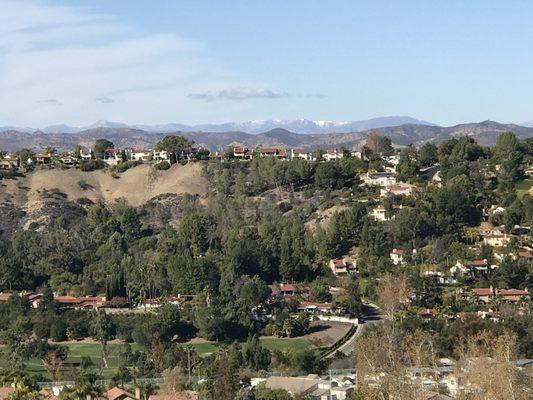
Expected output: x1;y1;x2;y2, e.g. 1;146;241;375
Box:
0;155;19;169
79;147;92;161
323;149;343;161
361;172;397;187
291;148;316;161
483;233;515;247
33;153;52;165
233;146;252;159
125;148;152;161
328;257;357;276
103;147;120;165
259;147;287;159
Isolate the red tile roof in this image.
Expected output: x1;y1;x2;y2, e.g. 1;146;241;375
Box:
472;288;493;296
497;289;529;296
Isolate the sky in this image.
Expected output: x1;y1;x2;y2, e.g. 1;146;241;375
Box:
1;0;532;128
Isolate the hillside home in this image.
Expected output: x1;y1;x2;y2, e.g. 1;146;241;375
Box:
102;147;120;165
477;225;506;236
60;155;78;165
33;153;52;164
297;301;333;314
360;172;397;187
259;147;288;158
105;387;139;400
518;251;533;262
125;148;152;161
291;148;316;161
152;149;169;162
233;146;252;159
323;149;343;161
79;147;92;161
0;155;19;169
269;283;310;298
328;257;357;276
390;248;405;265
150;392;199;400
483;233;515;247
380;183;417;197
369;205;391;221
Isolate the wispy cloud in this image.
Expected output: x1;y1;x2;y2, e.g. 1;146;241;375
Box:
188;87;288;102
37;98;62;106
95;96;114;104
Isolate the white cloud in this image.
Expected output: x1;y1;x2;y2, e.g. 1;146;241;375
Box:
0;0;252;126
188;87;288;102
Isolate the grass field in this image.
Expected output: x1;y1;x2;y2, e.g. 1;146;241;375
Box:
0;337;312;379
515;178;533;196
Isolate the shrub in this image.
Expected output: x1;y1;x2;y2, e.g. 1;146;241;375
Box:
155;161;171;170
80;160;105;171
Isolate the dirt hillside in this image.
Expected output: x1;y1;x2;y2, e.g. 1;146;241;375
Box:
0;163;207;208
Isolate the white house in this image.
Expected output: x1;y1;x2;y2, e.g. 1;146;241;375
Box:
152;149;169;162
291;148;316;161
369;206;391;221
102;148;120;165
323;149;343;161
390;248;405;265
361;172;397;187
125;148;152;161
79;147;92;161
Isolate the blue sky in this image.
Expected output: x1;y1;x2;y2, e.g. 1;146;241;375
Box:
1;0;532;127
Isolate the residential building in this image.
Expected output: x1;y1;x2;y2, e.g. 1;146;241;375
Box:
323;149;343;161
103;148;120;165
369;205;390;221
390;248;405;265
0;155;19;169
360;172;397;187
291;148;316;161
328;258;357;276
483;233;515;247
152;149;169;162
125;148;152;161
380;183;417;197
269;283;309;298
79;147;92;161
297;301;333;314
149;392;199;400
233;146;252;159
33;153;52;165
59;155;78;165
259;147;288;158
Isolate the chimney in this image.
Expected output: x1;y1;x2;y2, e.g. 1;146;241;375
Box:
135;387;141;400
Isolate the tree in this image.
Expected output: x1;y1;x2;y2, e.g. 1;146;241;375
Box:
155;135;194;164
91;310;114;368
418;143;438;167
365;132;393;155
93;139;114;160
378;274;411;321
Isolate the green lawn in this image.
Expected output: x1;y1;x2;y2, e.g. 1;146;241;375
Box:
0;337;312;378
0;343;137;379
179;337;312;356
516;178;533;196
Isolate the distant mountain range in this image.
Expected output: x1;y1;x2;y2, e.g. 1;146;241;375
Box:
1;120;532;152
1;116;435;135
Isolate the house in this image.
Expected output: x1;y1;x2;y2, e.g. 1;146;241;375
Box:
417;308;436;320
79;147;92;161
360;172;397;187
369;205;391;221
323;149;343;161
470;287;494;304
103;148;120;165
254;374;354;400
33;153;52;165
0;292;13;302
496;288;529;303
269;283;309;298
55;295;106;309
483;233;515;247
291;148;316;161
105;387;139;400
125;148;152;161
233;146;252;160
477;225;506;236
258;147;287;158
328;258;357;276
380;183;417;197
382;154;400;167
149;392;199;400
60;155;78;165
152;149;169;162
518;251;533;262
390;248;405;265
0;155;19;169
297;301;333;314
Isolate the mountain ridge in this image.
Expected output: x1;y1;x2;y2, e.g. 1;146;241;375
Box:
1;120;532;152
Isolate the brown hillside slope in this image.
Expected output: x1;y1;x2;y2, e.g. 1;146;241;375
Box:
1;163;207;208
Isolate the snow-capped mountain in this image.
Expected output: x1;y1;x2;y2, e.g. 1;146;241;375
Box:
17;115;436;134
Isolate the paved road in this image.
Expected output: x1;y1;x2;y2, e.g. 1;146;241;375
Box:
326;302;383;358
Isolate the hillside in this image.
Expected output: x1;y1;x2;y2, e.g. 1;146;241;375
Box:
1;120;532;152
0;163;207;236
